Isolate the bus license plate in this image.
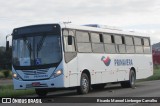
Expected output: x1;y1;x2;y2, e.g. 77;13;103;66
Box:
32;82;40;86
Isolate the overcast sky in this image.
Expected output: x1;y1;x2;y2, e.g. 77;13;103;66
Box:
0;0;160;46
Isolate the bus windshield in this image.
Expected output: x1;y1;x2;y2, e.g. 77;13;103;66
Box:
12;35;62;67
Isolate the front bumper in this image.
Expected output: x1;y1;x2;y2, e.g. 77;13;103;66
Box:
13;75;65;90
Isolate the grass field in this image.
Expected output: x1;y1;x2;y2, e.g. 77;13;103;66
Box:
145;68;160;81
0;85;35;97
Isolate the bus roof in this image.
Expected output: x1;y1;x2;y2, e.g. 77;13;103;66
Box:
60;23;149;38
12;23;149;38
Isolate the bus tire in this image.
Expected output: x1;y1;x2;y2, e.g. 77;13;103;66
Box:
35;88;48;97
77;73;90;94
121;70;136;88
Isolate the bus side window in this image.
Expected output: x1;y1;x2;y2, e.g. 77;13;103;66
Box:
103;34;116;53
143;38;150;46
114;35;122;44
63;29;77;63
143;38;151;54
114;35;126;53
91;32;104;53
134;37;143;54
63;30;76;52
125;36;135;53
76;31;92;53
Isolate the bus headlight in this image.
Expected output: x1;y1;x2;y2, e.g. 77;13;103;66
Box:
54;69;63;77
12;73;17;78
12;73;21;80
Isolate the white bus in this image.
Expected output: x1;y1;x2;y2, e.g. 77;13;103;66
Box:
9;23;153;96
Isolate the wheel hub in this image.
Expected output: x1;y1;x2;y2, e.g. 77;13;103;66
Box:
82;78;88;90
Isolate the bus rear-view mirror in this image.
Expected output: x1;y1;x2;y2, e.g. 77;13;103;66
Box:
6;41;9;51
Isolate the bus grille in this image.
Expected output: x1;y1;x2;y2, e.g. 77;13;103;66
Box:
22;69;49;75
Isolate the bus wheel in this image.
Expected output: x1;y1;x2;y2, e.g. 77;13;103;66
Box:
35;88;48;97
121;70;136;88
77;73;90;94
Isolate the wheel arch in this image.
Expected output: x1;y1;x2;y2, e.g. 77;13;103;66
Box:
81;69;91;85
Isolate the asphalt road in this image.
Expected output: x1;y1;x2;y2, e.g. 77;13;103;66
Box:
0;79;12;85
2;80;160;106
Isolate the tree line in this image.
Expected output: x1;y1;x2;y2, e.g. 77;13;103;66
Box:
0;46;12;70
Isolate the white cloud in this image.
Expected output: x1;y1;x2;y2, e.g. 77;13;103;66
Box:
0;0;160;45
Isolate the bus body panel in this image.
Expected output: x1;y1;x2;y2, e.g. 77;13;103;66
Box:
11;23;153;90
76;53;153;85
67;56;78;87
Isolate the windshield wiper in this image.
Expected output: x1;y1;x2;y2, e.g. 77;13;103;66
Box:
36;36;46;57
23;38;32;57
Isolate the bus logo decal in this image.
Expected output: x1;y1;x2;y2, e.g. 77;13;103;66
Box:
114;59;133;66
101;56;111;66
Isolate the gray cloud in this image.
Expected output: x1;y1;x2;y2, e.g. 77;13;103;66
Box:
0;0;160;45
0;0;159;19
